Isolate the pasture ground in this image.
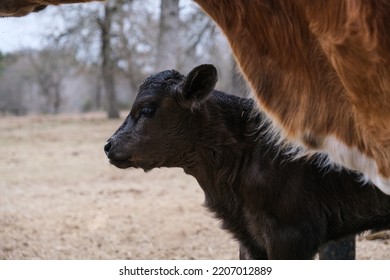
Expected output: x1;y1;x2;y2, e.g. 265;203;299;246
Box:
0;113;389;259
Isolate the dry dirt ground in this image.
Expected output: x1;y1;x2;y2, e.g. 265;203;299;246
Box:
0;113;389;260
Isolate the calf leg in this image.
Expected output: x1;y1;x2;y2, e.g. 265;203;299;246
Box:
239;242;268;260
319;235;356;260
266;228;321;259
239;244;252;260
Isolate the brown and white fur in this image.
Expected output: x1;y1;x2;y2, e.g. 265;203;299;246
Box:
194;0;390;195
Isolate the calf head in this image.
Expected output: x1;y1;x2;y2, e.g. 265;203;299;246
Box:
104;64;218;171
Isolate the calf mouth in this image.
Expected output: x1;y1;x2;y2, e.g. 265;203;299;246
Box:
108;156;159;172
109;159;133;169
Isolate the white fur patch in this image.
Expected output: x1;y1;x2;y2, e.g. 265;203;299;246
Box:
321;136;390;195
253;105;390;195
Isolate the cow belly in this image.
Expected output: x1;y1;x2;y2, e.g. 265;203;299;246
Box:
321;136;390;195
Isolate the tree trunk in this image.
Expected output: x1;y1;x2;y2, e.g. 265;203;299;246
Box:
231;56;246;97
53;83;61;114
95;73;102;110
101;2;120;119
155;0;180;70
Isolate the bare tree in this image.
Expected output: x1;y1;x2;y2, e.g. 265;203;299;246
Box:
98;0;120;119
28;48;76;114
43;0;156;118
155;0;180;70
0;51;4;75
0;53;28;115
176;4;235;92
0;0;237;116
230;56;248;98
114;0;157;97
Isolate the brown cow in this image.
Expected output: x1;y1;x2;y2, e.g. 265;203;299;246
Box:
0;0;103;17
194;0;390;195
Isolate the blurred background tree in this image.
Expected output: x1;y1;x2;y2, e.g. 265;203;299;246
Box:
0;0;247;118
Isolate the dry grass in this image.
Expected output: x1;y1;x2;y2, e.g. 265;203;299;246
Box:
0;113;389;259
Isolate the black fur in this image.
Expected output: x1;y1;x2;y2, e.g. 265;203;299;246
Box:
105;64;390;259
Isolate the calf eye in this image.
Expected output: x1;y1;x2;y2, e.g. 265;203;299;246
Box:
140;107;155;118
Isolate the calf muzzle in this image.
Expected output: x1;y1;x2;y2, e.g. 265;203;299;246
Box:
104;141;112;157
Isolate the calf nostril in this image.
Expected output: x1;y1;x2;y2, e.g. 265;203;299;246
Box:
104;141;112;156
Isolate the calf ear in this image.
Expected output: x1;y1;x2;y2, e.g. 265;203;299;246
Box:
181;64;218;105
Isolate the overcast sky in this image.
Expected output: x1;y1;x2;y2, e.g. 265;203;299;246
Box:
0;0;193;54
0;3;94;54
0;12;46;53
